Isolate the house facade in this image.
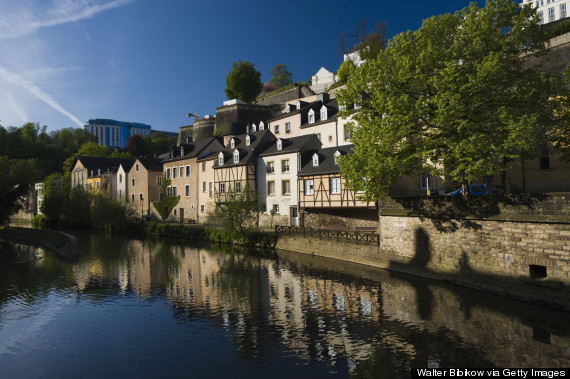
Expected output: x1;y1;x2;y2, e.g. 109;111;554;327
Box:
128;157;163;218
257;134;322;227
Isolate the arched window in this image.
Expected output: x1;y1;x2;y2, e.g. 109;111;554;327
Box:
233;150;240;164
276;139;282;151
218;152;224;166
312;153;319;167
308;109;315;124
320;105;327;121
230;138;235;149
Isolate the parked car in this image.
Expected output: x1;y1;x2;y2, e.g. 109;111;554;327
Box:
447;184;503;196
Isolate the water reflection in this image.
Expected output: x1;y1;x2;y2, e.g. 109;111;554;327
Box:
1;233;569;378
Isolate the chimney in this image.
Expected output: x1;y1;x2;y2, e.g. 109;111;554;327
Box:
317;93;329;103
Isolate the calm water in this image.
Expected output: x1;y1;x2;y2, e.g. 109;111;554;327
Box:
0;231;568;378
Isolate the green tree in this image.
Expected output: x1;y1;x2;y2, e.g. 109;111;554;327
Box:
337;0;569;200
225;60;263;103
338;20;386;61
153;176;180;221
337;60;355;83
268;64;293;89
207;190;258;237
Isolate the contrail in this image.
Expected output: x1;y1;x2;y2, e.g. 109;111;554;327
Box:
0;0;134;41
0;64;83;127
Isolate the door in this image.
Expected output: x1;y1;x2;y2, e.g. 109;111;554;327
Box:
179;207;184;223
290;206;298;226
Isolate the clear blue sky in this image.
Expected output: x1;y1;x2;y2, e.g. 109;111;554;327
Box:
0;0;487;134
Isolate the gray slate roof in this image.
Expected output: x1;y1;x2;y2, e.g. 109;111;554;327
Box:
213;129;276;168
258;134;322;157
298;144;354;177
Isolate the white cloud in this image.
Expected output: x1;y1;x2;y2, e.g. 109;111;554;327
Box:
0;64;84;127
0;0;134;41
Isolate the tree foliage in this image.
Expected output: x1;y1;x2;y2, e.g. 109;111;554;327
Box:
224;60;263;103
207;190;258;237
337;0;570;200
337;60;356;83
126;134;146;157
268;64;293;89
153;176;180;221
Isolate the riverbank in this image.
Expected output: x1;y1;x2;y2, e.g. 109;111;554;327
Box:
0;226;79;258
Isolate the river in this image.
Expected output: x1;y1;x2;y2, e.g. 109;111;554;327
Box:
0;231;568;378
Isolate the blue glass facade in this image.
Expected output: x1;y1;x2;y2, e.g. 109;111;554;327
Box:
84;119;152;148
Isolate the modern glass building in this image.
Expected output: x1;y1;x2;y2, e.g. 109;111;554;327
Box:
85;119;152;148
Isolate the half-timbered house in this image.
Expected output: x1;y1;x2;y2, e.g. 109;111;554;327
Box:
213;129;277;204
298;145;376;226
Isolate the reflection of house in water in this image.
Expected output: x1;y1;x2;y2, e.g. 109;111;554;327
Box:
127;240;166;301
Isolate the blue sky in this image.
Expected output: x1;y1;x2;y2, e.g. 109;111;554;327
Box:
0;0;487;134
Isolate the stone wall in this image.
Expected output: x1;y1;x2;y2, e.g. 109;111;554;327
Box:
302;208;378;229
256;86;314;106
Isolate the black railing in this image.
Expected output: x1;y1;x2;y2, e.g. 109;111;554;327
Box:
275;226;379;246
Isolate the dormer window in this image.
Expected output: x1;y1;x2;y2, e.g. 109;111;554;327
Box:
276;139;282;151
320;105;327;121
284;105;290;113
218;152;224;166
308;109;315;124
296;100;302;110
230;138;235;149
251;123;257;132
233;150;240;164
334;150;341;165
312;153;319;167
180;147;184;157
259;121;264;130
246;135;251;146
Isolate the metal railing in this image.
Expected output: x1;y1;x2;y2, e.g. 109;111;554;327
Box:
275;225;380;246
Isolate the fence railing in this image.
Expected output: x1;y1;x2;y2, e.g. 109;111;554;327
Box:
275;225;380;246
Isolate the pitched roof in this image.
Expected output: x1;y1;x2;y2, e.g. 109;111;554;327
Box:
76;156;136;173
300;98;339;128
258;134;322;157
298;144;354;176
137;157;163;171
213;129;276;168
163;136;224;163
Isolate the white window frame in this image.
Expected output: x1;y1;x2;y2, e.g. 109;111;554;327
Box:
312;153;319;167
219;182;226;194
202;162;206;171
420;173;432;190
308;110;315;124
267;181;275;196
285;122;291;133
185;165;190;177
282;159;290;173
330;177;341;194
185;184;190;196
267;161;275;174
304;179;314;195
166;168;171;179
320;105;327;121
246;135;251;146
235;181;241;194
203;181;207;193
276;139;282;150
218;152;224;166
282;180;291;195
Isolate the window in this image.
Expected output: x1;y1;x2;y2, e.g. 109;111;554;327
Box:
203;181;207;192
330;178;341;194
185;165;190;177
562;3;567;18
296;100;302;109
320;105;327;121
200;205;205;213
246;135;251;146
282;180;290;195
219;183;226;194
267;161;275;174
166;168;171;179
317;133;321;140
272;204;279;214
233;150;239;164
285;122;291;133
274;125;280;134
538;155;551;170
267;181;275;195
328;135;333;142
344;125;350;140
549;6;555;22
235;181;241;194
185;184;190;196
209;182;213;197
172;186;177;196
131;178;135;187
218;152;224;166
179;166;184;177
308;110;315;123
157;176;162;185
139;193;143;202
282;159;290;173
259;121;265;130
304;180;314;195
96;182;100;191
420;173;432;190
119;174;123;183
539;10;544;23
230;138;235;149
131;193;135;202
261;204;267;213
276;139;282;150
172;167;177;178
312;153;319;167
251;124;257;132
202;162;206;171
135;163;139;172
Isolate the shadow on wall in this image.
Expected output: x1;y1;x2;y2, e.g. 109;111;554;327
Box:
392;193;550;233
387;226;569;314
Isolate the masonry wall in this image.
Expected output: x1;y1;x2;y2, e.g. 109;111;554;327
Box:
275;193;570;310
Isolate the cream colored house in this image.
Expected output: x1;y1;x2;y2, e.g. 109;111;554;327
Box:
128;157;163;218
257;134;321;227
161;137;225;222
196;154;218;223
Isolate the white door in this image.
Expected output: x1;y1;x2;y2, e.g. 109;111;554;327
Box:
290;207;298;226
